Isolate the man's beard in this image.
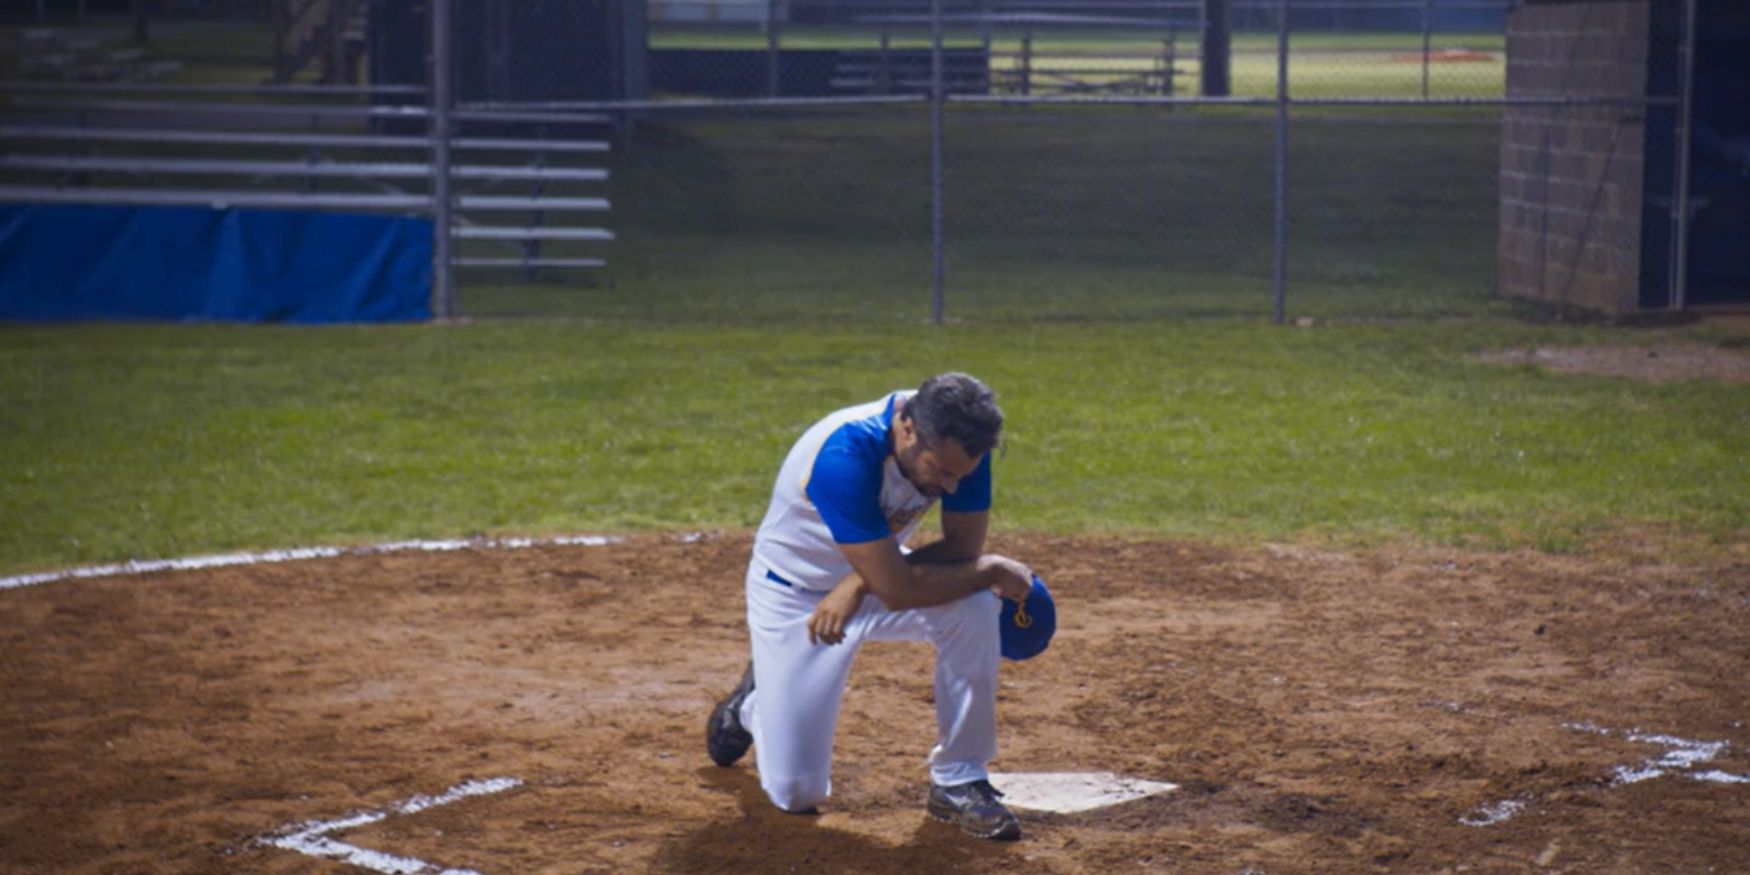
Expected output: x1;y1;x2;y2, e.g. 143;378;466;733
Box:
895;443;943;498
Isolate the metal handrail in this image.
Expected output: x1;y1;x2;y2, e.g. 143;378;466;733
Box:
5;97;433;120
456;95;925;113
452;226;615;242
0;186;609;213
0;81;426;97
0;187;427;211
0;125;610;153
0;155;609;182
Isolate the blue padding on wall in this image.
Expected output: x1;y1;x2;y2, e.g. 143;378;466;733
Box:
0;204;432;323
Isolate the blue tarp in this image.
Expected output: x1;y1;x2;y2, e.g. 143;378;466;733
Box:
0;203;432;323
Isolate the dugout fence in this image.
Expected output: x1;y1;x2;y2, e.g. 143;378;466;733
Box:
0;0;1723;322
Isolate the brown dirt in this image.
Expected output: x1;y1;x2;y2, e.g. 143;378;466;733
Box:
2;533;1748;874
1477;344;1750;384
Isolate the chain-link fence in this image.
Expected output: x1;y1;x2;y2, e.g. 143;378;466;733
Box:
2;1;1726;323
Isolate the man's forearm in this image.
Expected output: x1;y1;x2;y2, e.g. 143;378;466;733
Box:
874;560;994;610
829;573;872;599
903;537;983;567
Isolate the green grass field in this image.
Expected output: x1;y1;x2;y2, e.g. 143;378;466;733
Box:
6;21;1738;577
1;318;1745;576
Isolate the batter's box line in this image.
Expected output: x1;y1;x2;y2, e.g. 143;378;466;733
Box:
259;777;523;875
1561;722;1750;786
1461;721;1750;828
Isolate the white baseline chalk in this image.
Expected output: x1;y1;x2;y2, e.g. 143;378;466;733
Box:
262;777;522;875
0;534;632;591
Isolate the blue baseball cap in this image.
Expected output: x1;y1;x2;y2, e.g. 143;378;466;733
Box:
997;574;1056;661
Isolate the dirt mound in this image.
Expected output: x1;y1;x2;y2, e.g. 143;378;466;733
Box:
1478;344;1750;384
2;533;1746;873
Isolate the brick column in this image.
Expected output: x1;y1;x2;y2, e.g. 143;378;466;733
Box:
1498;1;1649;314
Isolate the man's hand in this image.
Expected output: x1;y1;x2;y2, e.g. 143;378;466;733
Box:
979;554;1033;603
808;576;869;645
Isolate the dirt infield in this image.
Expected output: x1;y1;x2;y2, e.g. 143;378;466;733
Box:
3;533;1747;874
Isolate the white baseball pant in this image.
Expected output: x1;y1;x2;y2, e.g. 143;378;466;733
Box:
737;561;1001;813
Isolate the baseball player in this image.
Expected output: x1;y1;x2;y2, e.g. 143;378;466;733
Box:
705;372;1035;841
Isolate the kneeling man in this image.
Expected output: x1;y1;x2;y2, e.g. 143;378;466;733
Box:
706;372;1035;840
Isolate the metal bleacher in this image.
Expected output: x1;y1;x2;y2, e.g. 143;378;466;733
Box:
0;84;617;276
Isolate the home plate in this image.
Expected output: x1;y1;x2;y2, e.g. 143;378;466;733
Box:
988;772;1178;814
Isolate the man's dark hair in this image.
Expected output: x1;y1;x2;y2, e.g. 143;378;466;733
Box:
904;372;1004;457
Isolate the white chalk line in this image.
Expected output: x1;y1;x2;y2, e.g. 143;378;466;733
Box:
1457;798;1525;827
1563;722;1748;786
0;534;633;591
1693;770;1750;785
1462;722;1749;827
261;777;522;875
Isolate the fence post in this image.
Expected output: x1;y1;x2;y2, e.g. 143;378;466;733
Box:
1272;0;1288;324
1420;0;1432;99
1020;30;1032;97
765;0;781;98
1162;30;1176;97
272;0;286;81
131;0;148;43
930;0;945;324
431;0;454;320
879;27;891;94
327;0;344;85
1201;0;1230;97
1670;0;1698;310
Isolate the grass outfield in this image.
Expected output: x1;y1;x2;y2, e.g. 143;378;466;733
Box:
1;319;1745;575
651;26;1505;98
649;26;1506;55
984;55;1501;100
0;19;1501;97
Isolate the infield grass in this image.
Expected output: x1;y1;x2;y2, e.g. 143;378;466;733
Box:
2;318;1745;575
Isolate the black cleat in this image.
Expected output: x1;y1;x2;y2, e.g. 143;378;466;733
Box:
705;662;755;767
927;779;1022;841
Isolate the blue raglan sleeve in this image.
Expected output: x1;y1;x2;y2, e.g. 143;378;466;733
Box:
941;452;993;513
805;444;891;544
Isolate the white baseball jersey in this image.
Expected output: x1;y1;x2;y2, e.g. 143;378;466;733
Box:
751;390;993;592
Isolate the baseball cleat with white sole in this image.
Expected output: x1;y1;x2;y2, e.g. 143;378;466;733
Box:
927;779;1022;841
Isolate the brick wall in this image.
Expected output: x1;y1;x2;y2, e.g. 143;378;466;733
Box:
1498;1;1650;313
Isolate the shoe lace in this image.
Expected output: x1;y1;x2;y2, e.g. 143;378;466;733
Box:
962;780;1005;804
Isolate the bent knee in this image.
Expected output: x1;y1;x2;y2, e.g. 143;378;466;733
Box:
944;587;1000;622
763;775;829;813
